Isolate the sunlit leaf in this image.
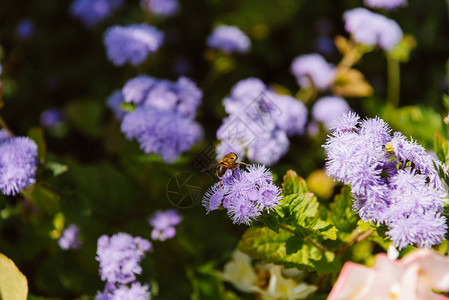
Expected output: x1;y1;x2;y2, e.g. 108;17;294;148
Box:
0;253;28;300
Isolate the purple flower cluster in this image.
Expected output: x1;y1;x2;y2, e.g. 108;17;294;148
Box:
0;131;38;196
141;0;179;17
40;108;64;128
149;209;182;241
58;224;81;250
203;164;282;225
216;78;307;165
290;54;336;90
207;25;251;54
104;24;164;66
364;0;407;10
71;0;123;27
311;96;351;129
344;8;403;50
324;112;448;249
95;233;152;300
110;75;202;163
16;20;34;40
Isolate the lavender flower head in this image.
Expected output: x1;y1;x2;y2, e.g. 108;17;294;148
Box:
203;164;282;225
324;112;448;249
16;20;34;40
364;0;407;10
40;108;64;128
96;233;152;284
141;0;179;16
207;25;251;54
58;224;81;250
149;209;182;241
104;24;164;66
290;54;336;90
71;0;123;27
344;8;403;50
106;90;126;120
217;78;307;165
0;131;38;196
312;96;351;129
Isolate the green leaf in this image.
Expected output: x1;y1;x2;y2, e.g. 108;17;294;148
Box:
21;183;60;215
0;253;28;300
282;170;308;195
435;133;449;165
442;94;449;112
65;100;104;138
45;161;68;176
238;227;340;273
331;187;359;233
261;212;279;234
28;127;46;162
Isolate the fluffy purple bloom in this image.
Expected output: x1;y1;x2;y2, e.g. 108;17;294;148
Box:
71;0;123;27
344;8;403;50
104;24;164;66
364;0;407;10
149;209;182;241
121;107;202;163
110;282;150;300
207;25;251;54
58;224;81;250
141;0;179;16
16;20;34;39
96;233;152;284
217;78;307;165
122;76;157;105
106;90;126;120
324;112;448;249
203;164;282;225
312;96;351;129
290;54;336;90
0;132;38;196
40;108;64;128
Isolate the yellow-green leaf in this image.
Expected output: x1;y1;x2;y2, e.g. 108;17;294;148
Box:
0;253;28;300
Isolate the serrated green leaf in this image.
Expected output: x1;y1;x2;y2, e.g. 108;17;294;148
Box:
305;218;338;240
435;133;449;165
262;213;279;234
0;253;28;300
282;170;308;195
357;220;375;232
331;186;359;233
28;127;46;162
238;227;340;273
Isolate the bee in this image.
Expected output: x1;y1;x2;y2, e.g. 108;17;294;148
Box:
203;152;248;178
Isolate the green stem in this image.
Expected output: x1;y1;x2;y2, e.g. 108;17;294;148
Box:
278;224;328;252
387;56;400;107
335;229;373;256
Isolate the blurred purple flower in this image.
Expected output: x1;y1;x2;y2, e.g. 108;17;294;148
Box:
290;54;336;90
40;108;64;128
121;107;202;163
149;209;182;241
315;36;335;55
71;0;123;27
364;0;407;10
122;76;157;105
104;24;164;66
0;132;38;196
16;20;34;39
207;25;251;54
141;0;179;16
110;282;150;300
344;8;403;50
324;112;448;249
312;96;351;129
96;233;152;284
203;164;282;225
106;90;126;120
58;224;81;250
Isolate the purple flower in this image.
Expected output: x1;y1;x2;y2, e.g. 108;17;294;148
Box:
344;8;403;50
364;0;407;10
71;0;123;27
149;209;182;241
58;224;81;250
0;132;38;196
207;25;251;54
312;96;351;129
269;93;308;136
16;20;34;40
290;54;335;90
315;36;335;55
40;108;64;128
110;282;150;300
104;24;164;66
96;233;152;284
324;112;448;249
106;90;126;120
246;130;290;166
203;164;282;225
122;76;157;105
141;0;179;16
121;107;202;163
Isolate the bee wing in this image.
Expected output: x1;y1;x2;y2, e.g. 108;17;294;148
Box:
200;162;219;173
